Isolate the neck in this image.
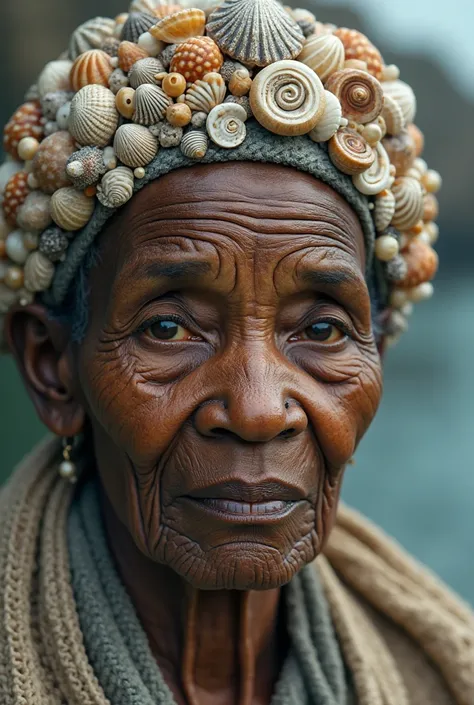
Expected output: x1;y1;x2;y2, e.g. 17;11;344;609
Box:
101;494;286;705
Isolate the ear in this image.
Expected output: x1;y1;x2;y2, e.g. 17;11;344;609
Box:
4;302;85;437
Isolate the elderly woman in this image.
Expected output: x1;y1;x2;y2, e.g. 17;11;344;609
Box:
0;1;473;704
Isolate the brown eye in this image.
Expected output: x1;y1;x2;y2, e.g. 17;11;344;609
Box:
304;322;345;343
147;320;191;341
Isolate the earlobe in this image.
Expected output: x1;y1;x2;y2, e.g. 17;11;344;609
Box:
4;303;85;437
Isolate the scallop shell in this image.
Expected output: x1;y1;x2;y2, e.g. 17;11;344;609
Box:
171;37;224;83
150;8;206;43
333;28;384;80
121;12;156;43
391;176;424;231
373;189;396;232
3;102;44;161
24;251;55;293
308;90;344;143
206;103;247;148
69;85;119;147
113;124;158;167
325;69;384;125
32;131;76;194
206;0;304;67
118;41;149;73
180;130;209;159
297;34;345;83
50;187;95;231
383;130;416;176
37;60;73;98
128;57;165;88
328;128;375;176
185;72;226;113
97;166;135;208
381;94;404;137
70;50;113;92
398;238;438;289
352;142;392;195
249;60;325;137
382;80;416;126
133;84;171;125
69;17;115;60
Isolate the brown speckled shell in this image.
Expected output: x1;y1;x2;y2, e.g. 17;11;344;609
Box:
383;129;416;176
2;172;29;226
3;102;44;161
325;69;383;124
333;28;384;80
70;49;113;92
328;128;375;175
171;37;223;83
118;41;148;73
32;131;75;195
399;238;438;288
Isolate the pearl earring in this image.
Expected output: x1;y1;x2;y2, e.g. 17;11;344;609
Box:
59;437;78;483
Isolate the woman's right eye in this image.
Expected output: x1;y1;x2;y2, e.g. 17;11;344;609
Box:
141;318;200;342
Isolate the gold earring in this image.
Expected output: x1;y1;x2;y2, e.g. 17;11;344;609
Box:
59;437;78;483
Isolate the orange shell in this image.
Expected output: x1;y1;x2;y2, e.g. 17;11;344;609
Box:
328;128;375;176
170;37;223;83
70;49;113;92
423;193;439;223
399;238;438;288
153;4;182;19
325;68;383;124
3;102;44;161
382;129;416;176
2;171;29;227
150;8;206;43
407;123;424;158
333;28;384;80
118;41;149;73
32;131;75;195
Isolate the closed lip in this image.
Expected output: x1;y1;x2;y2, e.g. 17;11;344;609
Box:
183;480;306;504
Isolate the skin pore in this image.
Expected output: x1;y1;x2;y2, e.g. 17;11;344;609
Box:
7;163;383;705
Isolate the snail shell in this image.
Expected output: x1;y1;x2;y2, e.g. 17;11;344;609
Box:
37;60;73;98
180;130;209;159
69;85;119;147
308;90;344;143
382;80;416;126
333;28;384;80
128;57;165;88
328;128;375;176
391;176;424;231
325;69;384;125
150;8;206;43
206;103;247;149
398;238;438;289
50;187;95;231
97;166;135;208
373;188;396;232
352;142;392;195
249;60;326;137
185;72;226;113
70;50;113;92
297;34;345;83
121;12;156;43
24;251;55;293
113;123;158;167
133;84;171;125
69;17;115;60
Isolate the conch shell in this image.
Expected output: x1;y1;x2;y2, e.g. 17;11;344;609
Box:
133;84;171;125
69;85;119;147
185;72;226;113
50;187;95;231
297;34;345;83
398;238;438;289
97;166;135;208
325;69;384;125
70;49;113;92
113;123;158;167
69;17;115;60
180;130;209;159
391;176;424;231
373;188;396;232
352;142;392;196
308;91;345;143
24;251;55;293
150;8;206;43
382;80;416;126
206;103;247;148
328;128;375;176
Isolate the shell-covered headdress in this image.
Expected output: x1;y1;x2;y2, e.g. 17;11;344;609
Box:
0;0;441;346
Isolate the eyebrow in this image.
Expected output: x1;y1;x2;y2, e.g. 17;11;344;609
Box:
145;261;211;280
301;269;359;288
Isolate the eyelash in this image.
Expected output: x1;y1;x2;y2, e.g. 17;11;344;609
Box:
135;313;189;336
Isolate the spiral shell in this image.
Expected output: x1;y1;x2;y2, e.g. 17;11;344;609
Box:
133;84;171;125
206;103;247;149
32;131;76;194
325;69;383;125
37;60;73;98
206;0;304;67
50;187;95;231
308;90;344;143
97;166;135;208
128;57;165;88
2;172;29;227
328;128;375;176
66;146;107;189
352;142;392;196
391;176;424;231
383;130;416;176
69;17;115;60
249;60;325;137
3;102;44;161
113;124;158;167
118;41;149;73
381;94;404;137
171;37;224;83
150;8;206;43
373;189;396;232
17;191;52;233
121;12;156;43
398;238;438;289
333;28;384;80
185;72;226;113
70;50;113;92
180;130;209;159
297;34;345;83
24;251;55;292
69;85;119;147
382;80;416;126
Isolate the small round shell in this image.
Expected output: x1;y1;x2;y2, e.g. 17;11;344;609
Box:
37;60;73;98
97;166;135;208
373;189;396;232
162;72;187;98
2;171;29;226
17;191;52;232
249;60;326;137
382;94;405;137
69;17;115;59
185;72;226;113
70;49;113;92
325;69;384;125
207;103;247;149
3;102;44;160
133;84;171;125
308;90;344;143
129;57;165;88
297;34;345;83
180;130;209;160
39;227;69;262
32;131;76;194
50;187;95;231
116;87;136;119
66;146;107;189
113;124;159;167
398;238;438;289
24;251;55;293
333;28;384;80
5;230;29;265
171;37;224;83
69;85;119;147
40;90;73;121
382;80;417;126
328;128;375;176
352;142;392;195
118;41;149;73
150;8;206;43
229;68;252;97
121;12;156;43
391;176;425;231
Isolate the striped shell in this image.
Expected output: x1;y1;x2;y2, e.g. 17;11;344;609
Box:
50;187;95;231
391;176;424;231
185;72;226;113
333;28;384;80
308;91;344;143
37;61;73;98
382;80;417;126
328;128;375;176
325;69;384;125
133;84;171;125
32;131;76;194
113;124;158;167
97;166;135;208
70;50;113;92
121;12;156;43
373;189;396;232
118;41;149;73
171;37;224;83
398;238;438;289
206;0;304;67
352;142;392;196
180;130;209;159
69;17;115;60
24;251;55;293
69;85;119;147
382;94;405;136
297;34;345;83
249;60;325;137
129;57;165;88
207;103;247;148
150;8;206;43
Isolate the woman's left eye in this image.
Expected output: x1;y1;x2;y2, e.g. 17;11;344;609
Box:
144;319;195;341
290;321;347;344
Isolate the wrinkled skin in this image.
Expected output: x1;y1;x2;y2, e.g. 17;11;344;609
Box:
7;163;383;705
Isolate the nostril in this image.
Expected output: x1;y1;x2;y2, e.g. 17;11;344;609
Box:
279;428;295;439
210;427;235;438
284;401;290;410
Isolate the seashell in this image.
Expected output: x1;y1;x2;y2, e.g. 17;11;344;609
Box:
328;128;375;176
17;191;52;232
398;238;438;289
207;103;247;148
353;142;392;196
308;90;344;143
361;122;383;147
249;60;325;137
407;124;424;158
286;8;317;38
166;103;192;127
185;72;226;113
373;189;396;232
129;57;165;88
37;61;73;98
150;8;206;43
116;87;136;119
5;230;29;265
159;123;183;148
381;94;404;137
109;68;129;94
2;172;30;226
69;17;115;60
3;267;25;292
382;129;416;176
39;227;69;262
97;166;135;208
374;234;399;262
0;162;23;198
207;0;304;67
50;187;94;231
137;31;164;57
66;146;107;189
56;101;72;130
225;95;253;119
325;69;384;125
44;121;59;137
423;193;439;223
190;111;207;128
386;255;408;285
229;68;252;97
114;13;129;38
130;0;181;16
40;90;74;121
160;43;177;69
382;80;416;126
3;102;44;161
297;34;345;83
114;124;158;167
344;59;368;72
70;50;113;92
101;36;122;57
69;85;119;147
162;72;187;98
133;84;171;125
180;130;209;159
391;176;424;231
118;41;149;73
121;12;156;43
333;28;384;80
170;37;223;83
24;250;55;292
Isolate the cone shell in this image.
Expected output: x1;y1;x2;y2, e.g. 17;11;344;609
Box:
333;28;384;80
298;34;345;83
133;84;171;125
249;60;325;137
206;0;304;67
328;128;375;176
308;90;344;143
207;103;247;148
381;94;405;136
374;189;396;232
69;85;119;147
37;60;73;98
50;187;95;231
32;131;76;194
129;57;165;88
24;251;55;292
150;8;206;43
353;142;392;196
391;176;424;231
185;72;226;113
69;17;115;60
180;130;209;159
70;50;114;92
121;12;156;43
118;41;149;73
3;102;44;161
399;238;438;289
2;172;29;227
113;123;158;167
171;37;224;83
325;69;383;125
382;80;416;126
383;129;416;176
97;166;135;208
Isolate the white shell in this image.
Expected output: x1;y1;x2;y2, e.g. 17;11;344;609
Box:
37;60;73;98
69;85;119;147
24;251;55;293
97;166;135;208
0;161;22;197
50;187;95;231
249;60;326;137
133;84;171;125
382;80;416;126
391;176;424;231
137;31;164;57
56;101;72;130
352;142;392;196
374;189;396;232
129;57;165;88
180;130;209;159
113;124;158;167
298;34;345;83
308;91;344;143
382;94;405;136
69;17;115;60
207;103;247;148
185;72;226;113
5;230;29;265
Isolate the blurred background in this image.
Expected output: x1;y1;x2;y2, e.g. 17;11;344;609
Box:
0;1;473;600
